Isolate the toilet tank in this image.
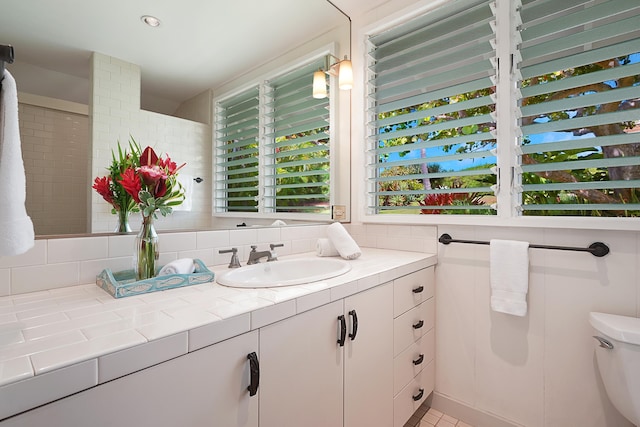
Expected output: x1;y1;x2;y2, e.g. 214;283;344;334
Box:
589;312;640;426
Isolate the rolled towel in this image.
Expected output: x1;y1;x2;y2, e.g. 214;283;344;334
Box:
271;220;287;226
316;238;340;257
326;222;361;260
158;258;196;276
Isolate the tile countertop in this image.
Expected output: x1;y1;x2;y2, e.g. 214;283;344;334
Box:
0;248;436;420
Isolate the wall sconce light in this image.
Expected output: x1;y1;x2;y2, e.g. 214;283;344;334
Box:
312;54;353;99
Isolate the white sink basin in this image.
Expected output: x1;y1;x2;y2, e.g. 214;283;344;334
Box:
216;258;351;288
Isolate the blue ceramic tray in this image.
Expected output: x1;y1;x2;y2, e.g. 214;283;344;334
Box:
96;259;215;298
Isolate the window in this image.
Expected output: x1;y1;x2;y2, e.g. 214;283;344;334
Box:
215;57;331;216
366;0;640;219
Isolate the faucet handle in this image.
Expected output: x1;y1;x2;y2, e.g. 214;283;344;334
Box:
268;243;284;262
219;248;241;268
250;245;258;252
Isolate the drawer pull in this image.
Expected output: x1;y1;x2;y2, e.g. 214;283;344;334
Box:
412;388;424;401
412;320;424;330
412;286;424;294
348;310;358;341
247;352;260;397
337;315;347;347
412;354;424;366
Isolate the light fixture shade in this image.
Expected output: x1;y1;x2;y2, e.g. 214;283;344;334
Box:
338;58;353;90
313;70;327;99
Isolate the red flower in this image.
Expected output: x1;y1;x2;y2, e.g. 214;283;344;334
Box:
92;176;114;205
140;146;158;167
118;167;143;203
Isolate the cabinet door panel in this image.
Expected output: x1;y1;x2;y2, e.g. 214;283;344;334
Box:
344;282;394;427
259;300;344;427
1;331;259;427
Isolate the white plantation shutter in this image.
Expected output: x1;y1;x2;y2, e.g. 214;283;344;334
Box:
214;56;331;215
215;87;260;212
366;0;498;215
265;58;331;214
517;0;640;215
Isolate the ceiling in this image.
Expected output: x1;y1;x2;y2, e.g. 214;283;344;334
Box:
0;0;359;113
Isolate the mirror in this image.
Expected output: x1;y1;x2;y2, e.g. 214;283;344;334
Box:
0;0;349;237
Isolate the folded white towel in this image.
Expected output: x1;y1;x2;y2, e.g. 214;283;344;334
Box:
271;220;287;226
316;238;340;257
326;222;361;260
490;239;529;316
0;70;34;257
158;258;195;276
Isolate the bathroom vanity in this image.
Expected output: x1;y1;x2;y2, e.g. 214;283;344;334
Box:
0;249;436;427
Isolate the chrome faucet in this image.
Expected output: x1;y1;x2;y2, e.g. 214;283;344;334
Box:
247;243;284;265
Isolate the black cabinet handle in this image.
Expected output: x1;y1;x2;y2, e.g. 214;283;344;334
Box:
412;354;424;365
412;388;424;401
412;286;424;294
348;310;358;341
412;320;424;329
247;352;259;397
337;315;347;347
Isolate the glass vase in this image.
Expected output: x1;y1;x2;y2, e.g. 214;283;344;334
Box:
135;213;159;280
114;208;132;233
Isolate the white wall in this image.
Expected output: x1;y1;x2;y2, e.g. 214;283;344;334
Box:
347;0;639;426
89;53;213;233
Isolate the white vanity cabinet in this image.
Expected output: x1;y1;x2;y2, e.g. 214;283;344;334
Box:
0;330;260;427
259;282;394;427
392;267;436;427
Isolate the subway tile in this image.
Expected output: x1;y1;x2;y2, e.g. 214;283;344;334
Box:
251;299;296;329
107;234;137;257
229;229;259;245
0;270;9;296
48;237;109;263
98;332;187;383
11;262;80;294
30;329;146;374
0;359;97;420
0;240;46;268
157;232;197;252
79;257;134;285
188;314;251;352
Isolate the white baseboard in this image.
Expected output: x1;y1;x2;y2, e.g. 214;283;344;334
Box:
429;392;524;427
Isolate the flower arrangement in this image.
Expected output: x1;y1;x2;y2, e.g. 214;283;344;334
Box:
93;137;186;280
118;145;186;218
92;140;142;231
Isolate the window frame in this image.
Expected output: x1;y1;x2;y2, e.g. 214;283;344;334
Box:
213;48;340;222
358;0;640;231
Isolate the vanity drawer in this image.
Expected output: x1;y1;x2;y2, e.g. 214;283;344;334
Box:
393;297;434;357
393;328;435;396
393;360;435;427
394;267;434;317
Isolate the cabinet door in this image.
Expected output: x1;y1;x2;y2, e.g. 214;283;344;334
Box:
259;300;344;427
1;331;259;427
344;282;394;427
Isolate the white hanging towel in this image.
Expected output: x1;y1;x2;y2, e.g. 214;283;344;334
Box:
0;70;34;257
490;239;529;316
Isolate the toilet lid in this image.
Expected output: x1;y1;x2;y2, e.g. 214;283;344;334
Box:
589;312;640;345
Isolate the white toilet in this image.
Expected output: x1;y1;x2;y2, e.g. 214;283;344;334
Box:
589;312;640;426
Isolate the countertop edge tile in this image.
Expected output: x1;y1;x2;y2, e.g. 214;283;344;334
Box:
251;299;297;329
188;314;251;352
0;359;97;421
0;357;33;387
295;289;331;314
98;332;188;384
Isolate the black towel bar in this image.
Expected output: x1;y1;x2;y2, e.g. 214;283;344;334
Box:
438;233;610;257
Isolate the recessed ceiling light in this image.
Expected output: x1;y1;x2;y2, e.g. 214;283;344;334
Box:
141;15;161;27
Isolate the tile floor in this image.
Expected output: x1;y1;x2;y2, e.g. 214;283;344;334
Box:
419;408;473;427
405;405;474;427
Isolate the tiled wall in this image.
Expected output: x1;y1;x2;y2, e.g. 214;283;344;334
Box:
434;224;638;427
0;224;335;297
90;53;213;233
19;104;89;235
